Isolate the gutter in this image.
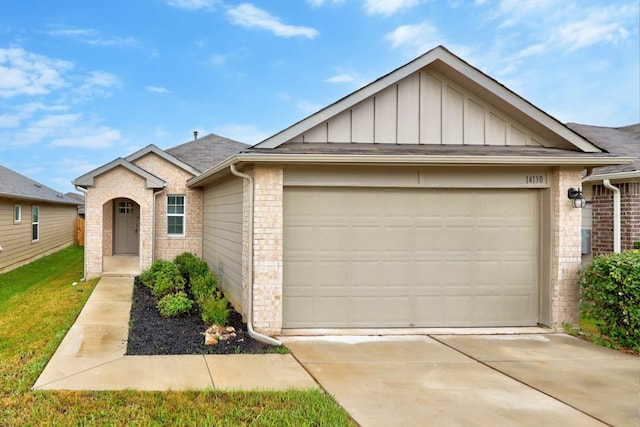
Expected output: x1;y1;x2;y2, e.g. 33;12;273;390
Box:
189;153;635;188
602;179;621;253
74;185;88;282
229;164;282;347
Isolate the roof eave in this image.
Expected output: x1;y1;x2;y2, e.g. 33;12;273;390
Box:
126;144;201;176
73;158;166;189
583;170;640;183
188;153;634;188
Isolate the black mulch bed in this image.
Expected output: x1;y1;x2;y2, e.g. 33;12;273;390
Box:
126;278;274;355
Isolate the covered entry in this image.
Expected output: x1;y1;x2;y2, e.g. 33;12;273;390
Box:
113;198;139;255
283;187;540;328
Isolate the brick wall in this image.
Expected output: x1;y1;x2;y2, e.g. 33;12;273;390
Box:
247;166;283;335
550;168;583;328
133;154;204;260
85;167;154;278
591;182;640;255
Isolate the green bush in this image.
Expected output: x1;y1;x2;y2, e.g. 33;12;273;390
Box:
634;241;640;250
173;252;210;284
199;291;229;326
157;292;194;318
580;250;640;351
140;260;172;289
190;270;219;301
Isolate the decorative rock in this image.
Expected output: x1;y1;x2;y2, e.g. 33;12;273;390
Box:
204;324;237;346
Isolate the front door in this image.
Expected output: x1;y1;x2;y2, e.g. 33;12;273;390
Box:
114;199;139;255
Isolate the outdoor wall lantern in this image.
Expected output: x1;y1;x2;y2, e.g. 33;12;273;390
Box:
567;187;587;209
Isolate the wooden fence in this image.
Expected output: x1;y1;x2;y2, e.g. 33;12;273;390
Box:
75;218;85;246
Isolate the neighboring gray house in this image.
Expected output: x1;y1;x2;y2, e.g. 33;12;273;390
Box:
0;165;81;273
567;123;640;256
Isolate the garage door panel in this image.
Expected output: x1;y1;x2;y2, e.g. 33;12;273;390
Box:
283;187;539;328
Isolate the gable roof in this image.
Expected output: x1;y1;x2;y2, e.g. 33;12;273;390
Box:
166;133;249;172
568;123;640;181
126;144;201;176
253;45;602;153
73;158;166;189
0;165;79;205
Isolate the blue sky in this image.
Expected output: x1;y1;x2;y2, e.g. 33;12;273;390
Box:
1;0;639;194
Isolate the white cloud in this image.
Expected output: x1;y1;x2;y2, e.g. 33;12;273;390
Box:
364;0;424;16
297;100;323;115
147;86;170;94
385;22;442;54
0;47;71;98
72;70;121;101
307;0;344;7
325;73;358;83
227;4;319;38
0;102;68;128
49;127;121;148
166;0;220;10
46;26;140;48
213;123;272;145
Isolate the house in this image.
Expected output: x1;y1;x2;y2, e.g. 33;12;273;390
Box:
64;192;86;218
75;46;631;335
0;165;81;273
72;133;249;278
567;123;640;257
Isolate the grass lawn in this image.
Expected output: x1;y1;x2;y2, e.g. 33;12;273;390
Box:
0;246;354;426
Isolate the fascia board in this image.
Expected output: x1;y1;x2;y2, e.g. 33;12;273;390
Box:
583;170;640;183
73;158;165;189
126;144;201;176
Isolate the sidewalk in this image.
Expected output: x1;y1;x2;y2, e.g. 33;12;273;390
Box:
33;275;317;391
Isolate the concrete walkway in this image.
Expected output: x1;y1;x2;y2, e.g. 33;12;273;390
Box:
283;335;639;427
33;275;317;391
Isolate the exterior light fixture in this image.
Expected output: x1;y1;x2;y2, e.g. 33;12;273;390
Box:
567;188;587;209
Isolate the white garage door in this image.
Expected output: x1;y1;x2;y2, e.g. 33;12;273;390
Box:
283;187;539;328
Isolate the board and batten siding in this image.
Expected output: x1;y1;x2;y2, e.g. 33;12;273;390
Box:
293;70;546;147
0;198;77;273
202;178;244;310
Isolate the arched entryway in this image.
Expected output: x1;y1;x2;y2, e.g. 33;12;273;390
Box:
113;198;140;255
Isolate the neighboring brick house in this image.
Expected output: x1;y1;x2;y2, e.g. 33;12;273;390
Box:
73;134;248;278
567;123;640;256
75;46;631;334
0;165;81;273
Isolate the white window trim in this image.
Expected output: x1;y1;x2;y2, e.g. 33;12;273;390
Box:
167;195;186;236
32;205;39;242
14;204;21;223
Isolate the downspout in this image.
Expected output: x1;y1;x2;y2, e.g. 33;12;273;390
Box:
153;187;167;263
74;185;88;281
230;164;282;347
602;179;621;253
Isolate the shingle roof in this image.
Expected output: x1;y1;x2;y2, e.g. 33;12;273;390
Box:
0;165;80;205
166;133;249;173
566;123;640;176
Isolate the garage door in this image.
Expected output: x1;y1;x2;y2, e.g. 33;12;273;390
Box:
283;187;539;328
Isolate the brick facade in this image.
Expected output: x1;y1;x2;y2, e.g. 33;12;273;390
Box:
591;182;640;256
549;168;583;328
244;166;283;335
83;153;203;279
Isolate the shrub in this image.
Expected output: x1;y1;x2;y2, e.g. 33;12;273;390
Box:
173;252;210;284
157;292;193;318
199;291;229;326
634;241;640;250
190;270;219;301
140;260;178;290
151;271;186;298
580;250;640;351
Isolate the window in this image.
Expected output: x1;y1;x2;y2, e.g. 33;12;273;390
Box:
32;206;39;242
117;201;134;214
14;205;21;223
167;195;185;235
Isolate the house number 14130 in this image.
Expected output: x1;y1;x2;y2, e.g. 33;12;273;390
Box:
525;175;544;184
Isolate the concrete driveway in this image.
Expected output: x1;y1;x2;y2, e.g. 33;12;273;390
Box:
282;334;639;427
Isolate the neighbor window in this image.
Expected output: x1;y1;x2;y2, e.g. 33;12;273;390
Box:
32;206;39;242
14;205;21;223
167;195;185;235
